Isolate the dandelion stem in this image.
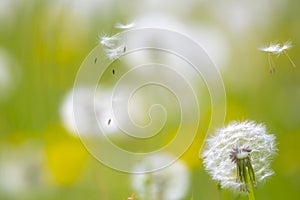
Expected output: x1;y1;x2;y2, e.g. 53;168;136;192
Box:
246;169;256;200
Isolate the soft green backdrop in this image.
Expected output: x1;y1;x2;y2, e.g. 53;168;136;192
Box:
0;0;299;199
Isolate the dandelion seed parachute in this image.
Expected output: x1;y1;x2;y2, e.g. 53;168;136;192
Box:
103;43;126;60
99;35;121;48
115;22;135;30
99;31;126;60
258;43;280;53
259;41;296;70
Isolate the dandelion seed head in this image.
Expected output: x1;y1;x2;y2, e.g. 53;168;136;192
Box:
201;121;277;191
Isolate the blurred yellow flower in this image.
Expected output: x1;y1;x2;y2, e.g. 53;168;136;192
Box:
45;128;88;185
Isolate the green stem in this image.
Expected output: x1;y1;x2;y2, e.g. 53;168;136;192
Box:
246;169;256;200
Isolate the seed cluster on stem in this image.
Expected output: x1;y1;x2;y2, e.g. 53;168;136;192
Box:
201;121;277;194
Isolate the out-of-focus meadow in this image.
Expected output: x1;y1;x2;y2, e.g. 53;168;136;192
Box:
0;0;300;199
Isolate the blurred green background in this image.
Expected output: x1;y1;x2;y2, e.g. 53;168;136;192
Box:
0;0;300;199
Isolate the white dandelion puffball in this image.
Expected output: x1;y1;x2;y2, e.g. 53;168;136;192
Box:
201;121;277;191
131;153;190;200
0;47;21;98
0;141;46;196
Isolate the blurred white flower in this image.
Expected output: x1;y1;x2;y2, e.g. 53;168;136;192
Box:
201;121;277;192
60;87;119;137
0;141;46;196
128;13;230;68
259;41;296;73
206;0;286;35
52;0;115;19
131;153;190;200
0;47;21;99
0;51;12;95
0;0;20;24
133;0;199;17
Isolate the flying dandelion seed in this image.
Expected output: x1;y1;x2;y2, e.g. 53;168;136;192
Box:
99;34;126;60
259;41;296;73
103;43;126;60
99;22;130;60
259;43;280;74
99;34;121;48
115;22;135;30
108;118;111;125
